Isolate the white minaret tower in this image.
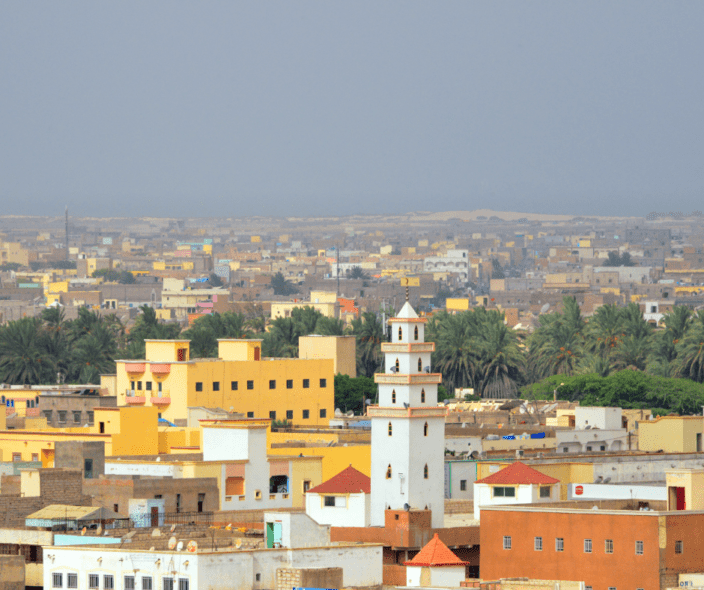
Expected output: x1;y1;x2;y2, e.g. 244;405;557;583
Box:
369;300;446;528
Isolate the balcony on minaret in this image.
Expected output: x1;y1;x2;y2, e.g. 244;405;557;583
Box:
374;373;442;385
367;405;447;419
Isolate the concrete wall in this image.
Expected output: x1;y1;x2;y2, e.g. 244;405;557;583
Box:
55;440;106;479
567;483;666;502
305;492;369;528
575;406;622;431
444;461;476;500
276;567;343;590
0;555;24;590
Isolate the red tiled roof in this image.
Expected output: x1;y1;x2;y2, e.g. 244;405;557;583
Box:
404;534;468;567
475;462;560;485
307;465;370;495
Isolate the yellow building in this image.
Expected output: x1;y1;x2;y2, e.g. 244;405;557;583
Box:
115;339;334;425
161;287;229;320
298;335;356;377
446;298;471;312
0;242;33;266
270;293;338;320
638;415;704;453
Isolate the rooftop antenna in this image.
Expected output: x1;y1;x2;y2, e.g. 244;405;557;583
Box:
65;206;69;261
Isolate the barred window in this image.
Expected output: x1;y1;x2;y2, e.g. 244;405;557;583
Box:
605;539;613;554
89;574;99;589
636;540;644;555
503;536;512;550
52;573;63;588
584;539;592;553
534;536;543;551
67;574;78;589
124;576;136;590
104;576;114;590
556;537;564;552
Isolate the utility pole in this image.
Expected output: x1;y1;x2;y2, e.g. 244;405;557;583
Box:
65;206;69;261
336;245;340;297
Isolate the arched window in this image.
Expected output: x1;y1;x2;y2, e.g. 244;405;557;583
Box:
418;358;423;372
421;389;426;403
395;358;400;372
424;422;428;436
414;326;419;341
388;422;393;436
423;464;429;479
398;327;403;341
386;464;392;479
392;390;396;404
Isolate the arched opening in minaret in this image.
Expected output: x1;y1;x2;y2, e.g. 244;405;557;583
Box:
391;390;396;404
386;464;392;479
398;326;403;341
424;422;428;436
414;326;419;340
421;389;426;403
423;464;429;479
388;422;393;436
395;358;400;372
417;358;422;372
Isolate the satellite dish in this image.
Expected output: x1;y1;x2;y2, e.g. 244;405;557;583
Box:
168;536;177;550
149;546;155;551
187;540;197;553
96;525;102;536
365;399;372;405
403;503;410;511
152;528;161;537
424;366;430;373
225;523;232;531
156;457;161;462
176;541;184;552
346;410;354;417
81;527;87;536
124;531;136;540
540;303;551;314
235;539;242;549
403;402;409;409
170;524;176;532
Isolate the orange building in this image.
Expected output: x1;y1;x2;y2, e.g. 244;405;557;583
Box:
480;503;704;590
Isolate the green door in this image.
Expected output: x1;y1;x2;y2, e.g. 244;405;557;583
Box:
266;522;274;548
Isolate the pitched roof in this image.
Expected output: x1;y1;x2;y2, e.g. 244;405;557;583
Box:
404;533;468;567
396;301;419;319
475;462;560;485
307;465;371;495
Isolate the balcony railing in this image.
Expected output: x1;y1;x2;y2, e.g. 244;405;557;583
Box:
374;373;442;385
380;342;435;353
150;395;171;405
126;396;146;404
367;405;448;419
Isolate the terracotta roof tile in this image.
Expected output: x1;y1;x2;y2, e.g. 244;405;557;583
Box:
404;534;468;567
307;465;370;495
475;462;560;485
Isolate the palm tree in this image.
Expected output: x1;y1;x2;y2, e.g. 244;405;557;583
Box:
263;317;301;358
0;318;55;384
428;312;479;392
476;320;524;398
314;316;346;336
585;304;624;358
270;272;298;296
350;312;386;377
674;312;704;382
68;324;118;383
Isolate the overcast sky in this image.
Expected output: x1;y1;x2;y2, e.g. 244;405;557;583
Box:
1;2;703;219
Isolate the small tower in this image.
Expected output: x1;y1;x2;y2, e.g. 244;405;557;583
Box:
369;301;446;528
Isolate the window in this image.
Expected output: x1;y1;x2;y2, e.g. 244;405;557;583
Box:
635;540;643;555
176;494;181;513
424;422;428;436
303;480;311;492
269;380;276;389
388;422;393;436
675;540;683;554
493;487;516;497
303;379;310;388
386;464;392;479
84;458;94;479
137;381;142;390
67;574;78;589
539;486;551;498
73;411;82;423
608;588;616;590
423;464;428;479
12;453;21;462
320;378;327;388
87;411;94;424
286;410;293;420
255;574;261;582
195;382;203;392
213;381;220;391
324;496;336;507
146;381;152;391
31;453;39;462
247;412;254;418
563;447;568;453
179;580;189;590
414;326;419;340
269;411;276;420
556;537;564;552
89;575;99;589
163;578;174;590
395;358;400;372
43;410;53;421
320;408;326;418
417;358;422;372
302;410;309;419
124;576;136;590
53;573;63;588
535;536;543;551
177;348;187;361
58;410;67;423
231;381;238;390
130;381;136;390
114;503;119;513
605;539;613;554
286;379;293;389
503;536;512;550
398;327;403;340
460;480;467;491
421;389;425;403
104;575;114;590
584;538;592;553
255;490;262;500
247;380;254;390
586;446;592;451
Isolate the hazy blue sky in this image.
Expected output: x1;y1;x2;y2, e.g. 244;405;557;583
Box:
2;2;703;218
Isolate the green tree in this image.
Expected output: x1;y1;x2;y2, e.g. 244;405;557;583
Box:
348;266;369;280
350;312;386;377
334;374;376;414
314;316;346;336
270;272;299;296
0;318;56;384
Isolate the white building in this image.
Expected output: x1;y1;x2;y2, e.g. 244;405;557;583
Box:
555;407;630;453
43;542;382;590
473;462;560;520
369;301;447;528
404;533;468;588
423;250;470;279
305;465;371;527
